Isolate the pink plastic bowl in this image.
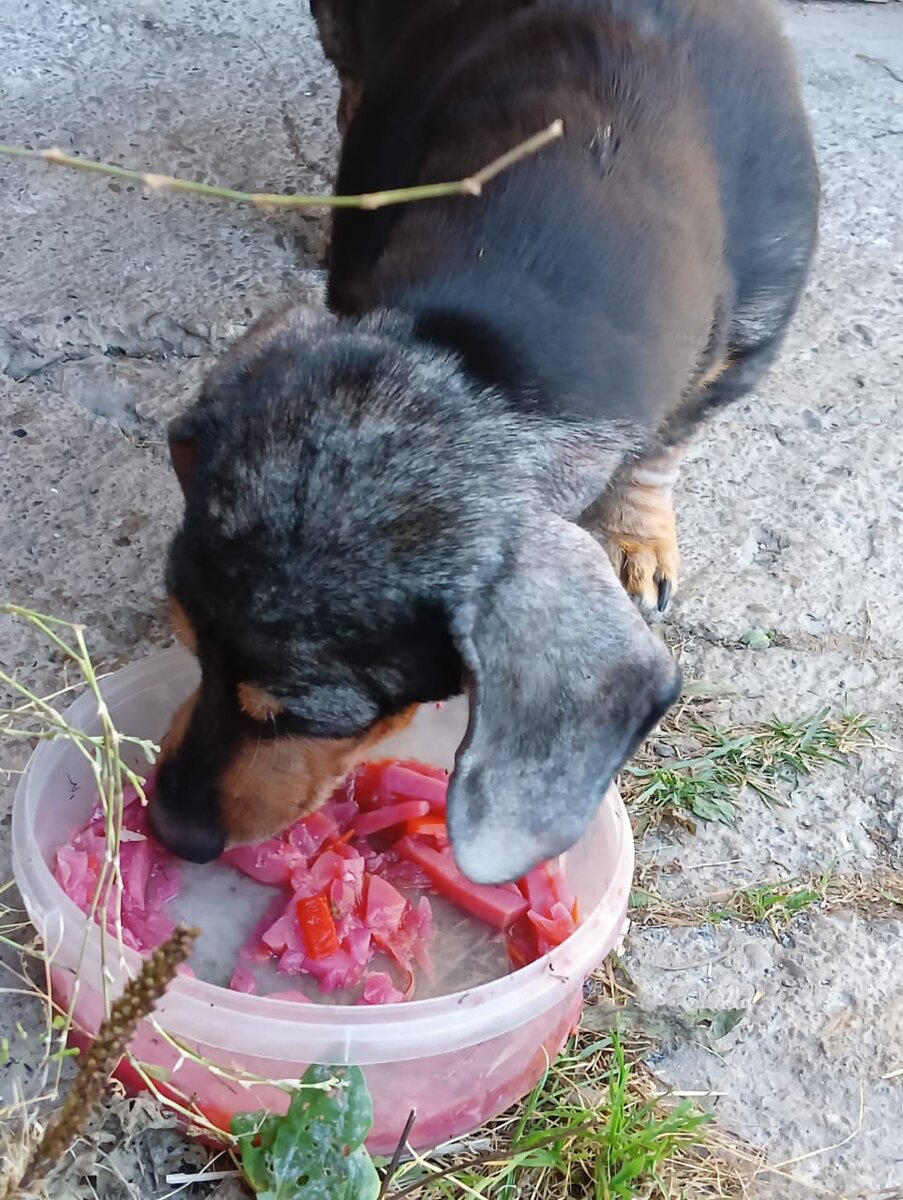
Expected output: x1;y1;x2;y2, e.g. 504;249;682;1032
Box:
12;647;633;1153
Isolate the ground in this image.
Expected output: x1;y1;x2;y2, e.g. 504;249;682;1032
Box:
1;1;901;1196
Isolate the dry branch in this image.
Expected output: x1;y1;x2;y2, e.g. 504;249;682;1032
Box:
17;926;198;1193
0;121;564;212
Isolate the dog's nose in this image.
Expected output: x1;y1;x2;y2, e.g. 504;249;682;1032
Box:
150;762;226;864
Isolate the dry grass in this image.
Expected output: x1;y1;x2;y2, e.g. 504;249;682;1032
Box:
631;870;903;934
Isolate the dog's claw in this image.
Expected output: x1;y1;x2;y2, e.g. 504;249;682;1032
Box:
657;576;673;613
597;534;679;619
582;447;685;622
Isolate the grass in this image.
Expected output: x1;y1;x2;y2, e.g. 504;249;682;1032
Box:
621;703;879;835
631;870;903;935
384;1031;758;1200
713;881;826;932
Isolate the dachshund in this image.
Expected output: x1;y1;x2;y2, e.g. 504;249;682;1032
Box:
151;0;818;883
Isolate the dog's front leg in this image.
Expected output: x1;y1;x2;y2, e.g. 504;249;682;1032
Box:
580;445;687;616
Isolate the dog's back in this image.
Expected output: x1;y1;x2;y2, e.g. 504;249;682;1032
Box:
323;0;817;434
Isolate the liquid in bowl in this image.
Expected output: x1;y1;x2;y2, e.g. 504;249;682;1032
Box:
12;647;633;1152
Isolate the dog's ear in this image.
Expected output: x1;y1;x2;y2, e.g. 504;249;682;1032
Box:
447;514;681;884
167;414;199;499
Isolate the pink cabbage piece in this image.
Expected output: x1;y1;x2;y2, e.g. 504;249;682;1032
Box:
237;893;288;964
230;964;258;994
360;972;406;1005
53;796;181;957
54;758;571;1006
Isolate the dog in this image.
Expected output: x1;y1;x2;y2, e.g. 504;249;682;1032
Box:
150;0;818;884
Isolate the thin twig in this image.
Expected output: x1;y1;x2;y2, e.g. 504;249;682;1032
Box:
378;1110;418;1200
164;1169;241;1185
0;121;564;212
386;1121;597;1198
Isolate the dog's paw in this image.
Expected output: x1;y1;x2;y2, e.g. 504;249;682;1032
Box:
583;449;685;616
600;525;679;615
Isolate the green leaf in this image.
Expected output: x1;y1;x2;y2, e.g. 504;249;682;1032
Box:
688;791;738;825
691;1006;746;1040
232;1112;281;1194
628;887;657;910
233;1065;380;1200
741;628;772;650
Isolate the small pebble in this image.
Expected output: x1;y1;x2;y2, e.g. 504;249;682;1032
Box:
781;958;808;981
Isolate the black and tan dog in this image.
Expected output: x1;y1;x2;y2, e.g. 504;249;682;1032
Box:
151;0;819;883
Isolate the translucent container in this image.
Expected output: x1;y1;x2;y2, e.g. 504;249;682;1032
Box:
12;647;633;1153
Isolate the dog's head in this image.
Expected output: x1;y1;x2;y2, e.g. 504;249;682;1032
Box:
153;307;680;882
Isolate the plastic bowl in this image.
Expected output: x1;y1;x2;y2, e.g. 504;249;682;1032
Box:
12;647;633;1153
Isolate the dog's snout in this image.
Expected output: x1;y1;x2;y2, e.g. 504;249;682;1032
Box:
150;761;226;864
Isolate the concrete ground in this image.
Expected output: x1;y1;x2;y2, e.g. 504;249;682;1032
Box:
1;1;901;1196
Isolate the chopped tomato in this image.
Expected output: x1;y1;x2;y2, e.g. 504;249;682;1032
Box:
295;894;341;959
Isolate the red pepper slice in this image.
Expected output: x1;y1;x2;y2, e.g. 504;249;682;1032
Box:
295;894;341;959
379;763;449;812
506;918;539;970
395;837;528;931
353;800;431;840
347;762;386;811
405;815;449;841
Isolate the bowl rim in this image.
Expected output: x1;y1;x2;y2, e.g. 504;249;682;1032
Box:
12;646;634;1063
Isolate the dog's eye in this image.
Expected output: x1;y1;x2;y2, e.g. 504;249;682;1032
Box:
237;682;284;722
282;684;381;739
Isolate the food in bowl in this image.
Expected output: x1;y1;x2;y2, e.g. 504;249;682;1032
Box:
13;647;633;1153
53;758;578;1005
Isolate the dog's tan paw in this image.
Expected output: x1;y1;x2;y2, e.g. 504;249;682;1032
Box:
584;447;685;615
600;525;680;615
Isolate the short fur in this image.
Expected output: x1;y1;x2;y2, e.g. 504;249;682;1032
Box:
155;0;818;883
